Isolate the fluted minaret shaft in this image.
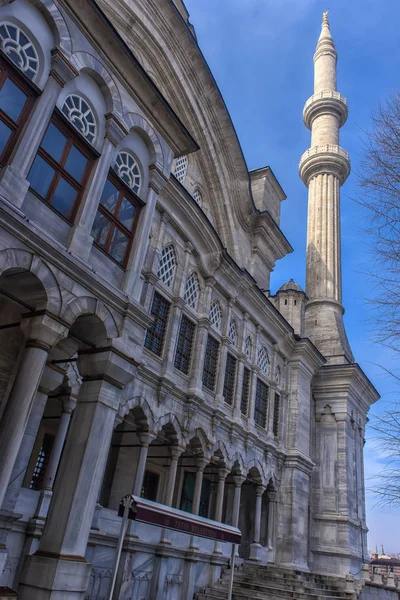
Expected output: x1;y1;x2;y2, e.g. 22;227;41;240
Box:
299;13;353;364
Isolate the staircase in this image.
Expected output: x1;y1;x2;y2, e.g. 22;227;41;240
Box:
196;563;358;600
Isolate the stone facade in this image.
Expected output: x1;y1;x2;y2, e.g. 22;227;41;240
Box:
0;2;379;599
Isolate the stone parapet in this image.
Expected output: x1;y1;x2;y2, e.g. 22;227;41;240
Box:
299;144;350;185
303;90;348;129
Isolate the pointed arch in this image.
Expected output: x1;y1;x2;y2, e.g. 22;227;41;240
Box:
118;396;156;431
156;413;184;445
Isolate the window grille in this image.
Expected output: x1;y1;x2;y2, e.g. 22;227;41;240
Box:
254;378;268;428
257;346;270;376
174;155;187;184
0;23;38;80
244;335;252;360
193;187;202;205
241;367;251;416
114;151;141;194
157;245;176;287
209;300;222;330
202;334;219;391
223;353;237;405
61;94;96;143
228;319;238;346
184;272;199;309
174;315;195;374
273;393;280;438
144;291;170;356
30;433;54;490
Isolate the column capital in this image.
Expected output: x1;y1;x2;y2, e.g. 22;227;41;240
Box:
233;474;247;488
170;445;185;460
22;312;68;351
256;484;267;497
50;48;78;87
218;467;231;481
105;112;128;146
195;457;209;471
60;394;77;414
149;165;168;193
77;347;138;389
38;363;66;395
138;431;157;447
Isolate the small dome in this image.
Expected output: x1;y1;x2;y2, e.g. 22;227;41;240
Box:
278;278;304;293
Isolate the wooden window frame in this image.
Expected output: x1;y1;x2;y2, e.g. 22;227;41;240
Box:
241;366;251;416
254;377;269;428
223;352;237;405
0;51;38;167
174;314;196;375
202;334;220;392
93;168;142;267
29;109;96;223
144;291;170;357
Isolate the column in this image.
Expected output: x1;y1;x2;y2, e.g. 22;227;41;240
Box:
67;113;128;261
123;166;168;301
0;49;77;209
231;475;246;529
213;468;229;556
192;458;208;516
0;314;67;508
19;348;136;600
249;485;266;561
164;447;183;507
188;320;209;397
267;490;277;562
132;431;156;496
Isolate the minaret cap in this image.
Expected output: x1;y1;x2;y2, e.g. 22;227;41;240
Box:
316;10;336;54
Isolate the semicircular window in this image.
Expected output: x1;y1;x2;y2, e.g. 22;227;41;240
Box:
114;151;141;194
0;23;39;80
209;300;222;330
228;318;238;346
157;244;176;288
257;346;270;376
61;94;96;144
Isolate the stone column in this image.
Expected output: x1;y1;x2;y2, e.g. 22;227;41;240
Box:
188;320;209;397
123;166;168;301
267;490;277;562
19;348;136;600
192;458;208;516
231;475;246;529
0;314;67;509
164;447;184;507
132;431;156;497
67;113;128;261
247;367;259;428
0;49;77;209
249;485;266;561
213;468;230;556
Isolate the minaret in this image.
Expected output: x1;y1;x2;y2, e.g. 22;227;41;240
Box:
299;12;353;364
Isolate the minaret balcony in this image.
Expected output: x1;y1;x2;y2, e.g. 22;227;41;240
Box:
303;91;348;130
299;144;350;185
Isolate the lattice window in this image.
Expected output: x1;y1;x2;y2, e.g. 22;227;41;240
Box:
114;151;141;194
0;23;38;80
257;346;270;376
275;365;281;385
273;393;280;438
255;378;269;428
144;291;170;356
202;334;219;391
30;433;54;490
241;367;251;416
157;245;176;287
174;155;187;184
228;319;238;346
193;187;202;206
184;272;199;310
223;353;237;405
61;95;96;143
174;315;196;375
245;335;252;360
209;300;222;330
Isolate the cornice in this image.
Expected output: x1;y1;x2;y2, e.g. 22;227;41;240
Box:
303;91;348;130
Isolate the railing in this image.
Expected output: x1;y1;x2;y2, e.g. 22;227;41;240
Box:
299;144;349;166
304;90;347;109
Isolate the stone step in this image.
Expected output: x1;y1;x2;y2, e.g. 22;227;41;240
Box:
215;583;347;600
220;576;348;597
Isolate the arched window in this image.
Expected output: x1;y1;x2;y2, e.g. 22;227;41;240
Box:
184;272;199;309
157;245;176;287
174;155;187;184
193;188;202;206
275;365;281;385
61;95;96;144
209;300;222;330
244;335;252;360
0;23;39;81
114;151;141;194
257;346;270;376
228;318;238;346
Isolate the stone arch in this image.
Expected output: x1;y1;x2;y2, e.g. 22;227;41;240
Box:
184;426;212;457
246;458;267;486
70;51;123;117
156;413;184;445
0;248;62;315
33;0;72;57
124;112;165;174
118;396;156;432
211;439;231;468
62;297;119;339
231;452;246;476
266;471;279;491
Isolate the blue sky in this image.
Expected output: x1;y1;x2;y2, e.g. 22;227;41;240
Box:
184;0;400;554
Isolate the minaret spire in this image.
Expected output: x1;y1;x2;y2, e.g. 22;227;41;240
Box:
299;14;353;363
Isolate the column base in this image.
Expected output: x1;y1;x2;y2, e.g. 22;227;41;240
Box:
19;553;90;600
248;542;263;562
0;165;30;209
34;489;53;520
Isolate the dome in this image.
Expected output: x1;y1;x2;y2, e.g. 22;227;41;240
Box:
278;278;304;293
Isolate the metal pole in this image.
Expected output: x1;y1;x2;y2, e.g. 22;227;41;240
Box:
227;543;236;600
107;494;134;600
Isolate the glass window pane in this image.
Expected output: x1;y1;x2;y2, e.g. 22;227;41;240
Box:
0;119;12;156
29;156;55;198
0;78;28;122
100;179;119;214
51;177;77;219
41;123;67;163
92;211;110;248
64;145;88;182
109;227;128;264
117;197;136;229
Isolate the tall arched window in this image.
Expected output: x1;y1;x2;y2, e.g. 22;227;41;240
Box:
157;245;177;287
184;272;199;309
193;188;202;206
257;346;270;376
114;151;141;194
209;300;222;330
0;23;39;81
228;318;238;346
61;95;96;144
174;155;187;184
244;335;252;359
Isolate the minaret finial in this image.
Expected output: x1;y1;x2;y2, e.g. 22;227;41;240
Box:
323;10;329;24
